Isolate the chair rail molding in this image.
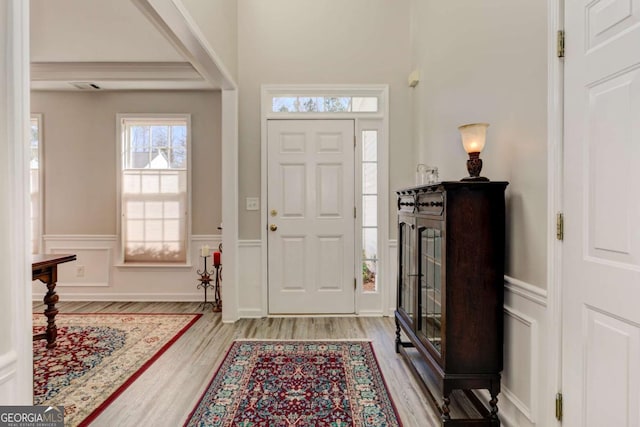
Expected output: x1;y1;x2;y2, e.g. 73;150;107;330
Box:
504;275;547;307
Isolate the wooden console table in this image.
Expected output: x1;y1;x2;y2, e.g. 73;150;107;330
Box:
32;254;76;349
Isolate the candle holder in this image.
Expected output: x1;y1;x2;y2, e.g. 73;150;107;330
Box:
212;262;222;312
196;255;216;311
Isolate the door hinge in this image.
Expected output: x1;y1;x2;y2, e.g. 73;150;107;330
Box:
557;30;565;58
555;393;563;421
354;135;356;148
354;277;357;290
556;212;564;241
354;206;356;218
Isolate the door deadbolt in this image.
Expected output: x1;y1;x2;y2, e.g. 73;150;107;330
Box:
270;209;278;217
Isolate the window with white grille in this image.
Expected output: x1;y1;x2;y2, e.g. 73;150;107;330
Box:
118;115;190;264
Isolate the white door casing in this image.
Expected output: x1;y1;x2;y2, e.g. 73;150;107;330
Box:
563;0;640;425
267;119;355;314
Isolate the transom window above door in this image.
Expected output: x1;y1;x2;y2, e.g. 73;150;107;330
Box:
271;96;379;113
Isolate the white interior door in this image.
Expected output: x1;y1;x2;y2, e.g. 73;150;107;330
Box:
267;119;355;314
563;0;640;425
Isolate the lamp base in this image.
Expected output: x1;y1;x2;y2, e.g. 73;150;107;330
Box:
463;152;488;181
461;176;490;182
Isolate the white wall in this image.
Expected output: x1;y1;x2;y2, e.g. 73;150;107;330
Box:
237;0;413;239
31;90;222;235
30;0;183;62
180;0;237;81
410;0;548;289
29;90;223;300
409;1;550;426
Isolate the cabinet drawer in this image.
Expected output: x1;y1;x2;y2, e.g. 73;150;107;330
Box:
416;192;444;216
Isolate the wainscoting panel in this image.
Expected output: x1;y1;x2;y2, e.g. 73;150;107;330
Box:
477;276;548;427
238;240;264;318
42;235;115;289
35;235;221;301
503;306;537;422
49;246;112;287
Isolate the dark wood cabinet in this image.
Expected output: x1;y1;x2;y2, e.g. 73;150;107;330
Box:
395;181;508;426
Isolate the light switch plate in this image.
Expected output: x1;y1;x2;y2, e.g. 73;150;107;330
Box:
246;197;259;211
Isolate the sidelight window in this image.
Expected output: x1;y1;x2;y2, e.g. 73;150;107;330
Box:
362;130;378;292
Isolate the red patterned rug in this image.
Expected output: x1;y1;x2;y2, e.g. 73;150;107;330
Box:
33;312;201;427
185;340;403;427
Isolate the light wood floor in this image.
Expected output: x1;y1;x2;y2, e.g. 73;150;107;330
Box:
33;301;438;427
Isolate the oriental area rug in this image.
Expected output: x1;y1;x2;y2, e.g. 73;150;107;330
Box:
33;312;201;427
185;340;403;427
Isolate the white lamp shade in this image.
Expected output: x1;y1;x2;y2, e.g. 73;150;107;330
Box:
458;123;489;154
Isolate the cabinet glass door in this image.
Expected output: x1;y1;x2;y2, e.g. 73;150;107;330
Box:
398;221;415;323
418;226;442;355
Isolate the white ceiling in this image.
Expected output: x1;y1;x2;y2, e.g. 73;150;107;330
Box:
30;0;213;90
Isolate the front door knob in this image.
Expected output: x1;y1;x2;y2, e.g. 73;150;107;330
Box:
269;224;278;232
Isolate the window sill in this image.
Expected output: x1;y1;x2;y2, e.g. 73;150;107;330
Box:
114;263;193;269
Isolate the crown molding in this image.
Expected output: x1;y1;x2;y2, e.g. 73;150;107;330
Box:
31;61;204;82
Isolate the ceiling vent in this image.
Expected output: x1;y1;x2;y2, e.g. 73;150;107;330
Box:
69;82;101;90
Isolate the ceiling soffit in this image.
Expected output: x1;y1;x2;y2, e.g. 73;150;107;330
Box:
30;61;213;91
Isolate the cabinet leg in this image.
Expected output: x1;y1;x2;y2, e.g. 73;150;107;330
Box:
442;395;451;421
489;393;499;420
395;318;401;353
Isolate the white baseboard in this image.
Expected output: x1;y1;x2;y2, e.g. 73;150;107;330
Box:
358;310;385;317
237;308;264;318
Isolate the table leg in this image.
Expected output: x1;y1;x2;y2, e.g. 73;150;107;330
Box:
43;280;59;349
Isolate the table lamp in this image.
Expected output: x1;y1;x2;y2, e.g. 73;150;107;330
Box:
458;123;490;181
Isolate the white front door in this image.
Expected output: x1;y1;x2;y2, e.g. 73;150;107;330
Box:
267;119;355;314
563;0;640;425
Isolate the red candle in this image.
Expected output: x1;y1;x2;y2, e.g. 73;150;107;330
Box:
213;251;221;266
